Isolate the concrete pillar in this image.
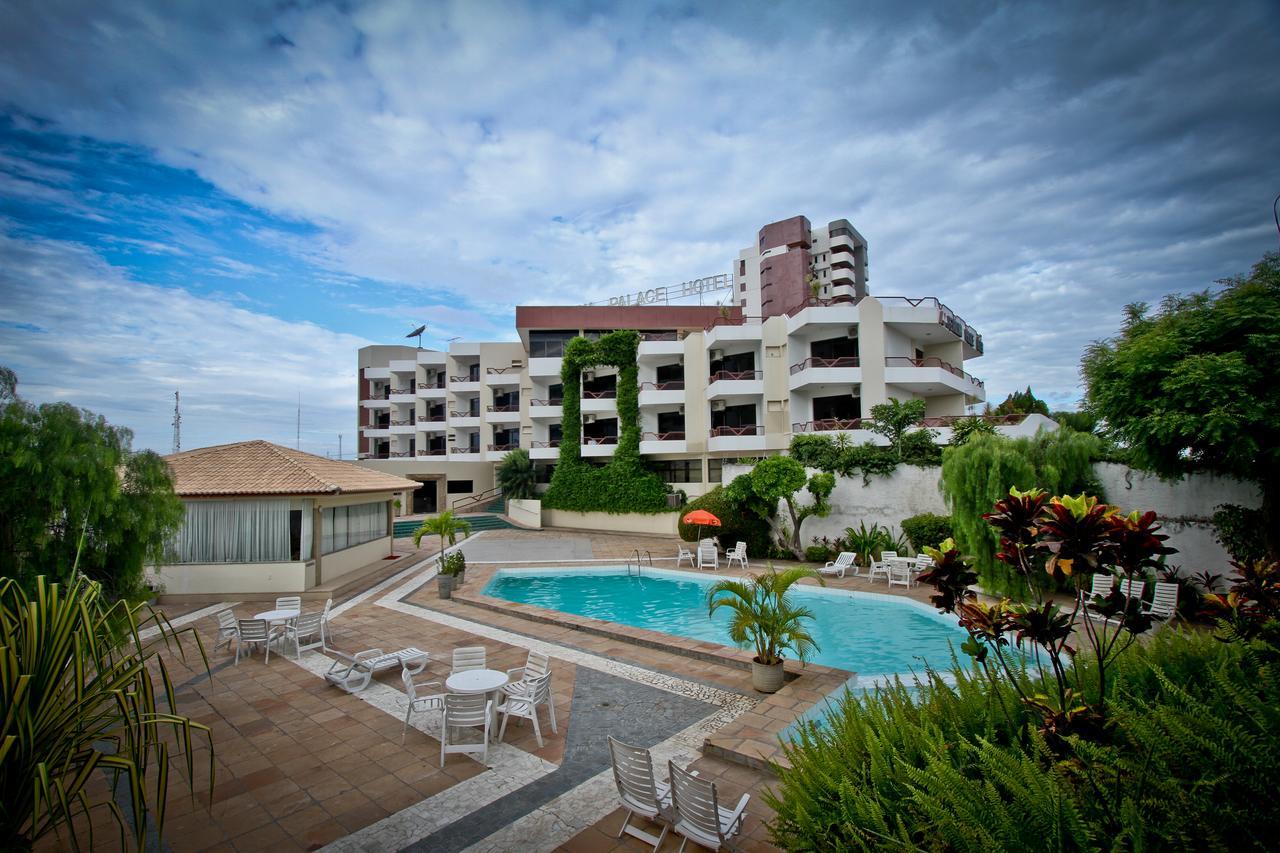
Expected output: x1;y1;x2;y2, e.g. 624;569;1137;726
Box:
312;504;323;585
386;499;394;556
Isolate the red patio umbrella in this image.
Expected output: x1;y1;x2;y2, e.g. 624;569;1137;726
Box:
682;509;721;544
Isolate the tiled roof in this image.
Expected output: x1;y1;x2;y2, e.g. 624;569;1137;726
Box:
164;440;421;497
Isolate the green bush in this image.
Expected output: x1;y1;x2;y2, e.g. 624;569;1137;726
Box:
677;486;770;557
804;544;831;563
541;458;670;514
901;513;953;552
897;428;942;465
768;630;1280;851
1212;503;1267;564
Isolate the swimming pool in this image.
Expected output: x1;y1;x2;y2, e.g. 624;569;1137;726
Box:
482;566;969;681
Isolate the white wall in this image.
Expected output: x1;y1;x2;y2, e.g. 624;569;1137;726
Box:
151;560;310;595
543;509;678;536
319;535;392;584
508;498;543;528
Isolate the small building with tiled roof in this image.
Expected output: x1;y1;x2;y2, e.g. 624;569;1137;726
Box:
153;440;419;595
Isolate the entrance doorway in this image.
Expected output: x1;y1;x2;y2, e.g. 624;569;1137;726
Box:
412;479;438;514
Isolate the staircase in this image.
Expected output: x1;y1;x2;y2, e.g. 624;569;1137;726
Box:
393;511;516;539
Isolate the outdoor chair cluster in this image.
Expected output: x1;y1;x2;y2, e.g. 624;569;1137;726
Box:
1085;573;1180;622
819;551;934;586
609;736;750;852
213;596;334;665
676;540;748;572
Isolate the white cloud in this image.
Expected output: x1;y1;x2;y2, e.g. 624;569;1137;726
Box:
0;230;369;456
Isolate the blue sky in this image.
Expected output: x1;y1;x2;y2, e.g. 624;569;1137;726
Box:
1;0;1278;456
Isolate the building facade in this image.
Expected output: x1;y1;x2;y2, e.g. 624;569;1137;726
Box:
357;215;990;511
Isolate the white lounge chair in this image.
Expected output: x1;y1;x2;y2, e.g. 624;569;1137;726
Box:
497;672;556;747
1144;580;1179;622
233;619;275;666
725;541;748;571
820;552;856;579
869;551;897;583
440;692;492;767
281;611;326;659
668;759;750;852
697;542;718;571
401;665;444;743
324;647;428;693
213;609;238;653
1118;577;1145;602
452;646;487;674
1083;573;1115;602
609;737;675;851
676;544;695;568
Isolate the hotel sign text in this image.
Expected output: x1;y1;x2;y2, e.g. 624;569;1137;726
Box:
604;273;733;307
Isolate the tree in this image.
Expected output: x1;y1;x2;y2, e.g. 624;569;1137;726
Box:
412;509;471;563
729;456;835;555
706;565;823;665
1082;253;1280;558
0;369;183;599
993;386;1050;416
950;415;997;445
866;398;934;459
495;447;536;500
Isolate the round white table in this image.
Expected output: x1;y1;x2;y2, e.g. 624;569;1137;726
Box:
446;669;509;741
254;608;300;622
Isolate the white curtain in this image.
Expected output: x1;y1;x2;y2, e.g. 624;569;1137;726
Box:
171;499;291;563
321;501;387;555
300;500;313;559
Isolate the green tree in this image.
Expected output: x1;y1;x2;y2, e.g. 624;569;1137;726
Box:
412;509;471;563
993;385;1050;416
866;398;934;460
495;447;536;500
0;371;183;599
1082;253;1280;557
729;456;835;555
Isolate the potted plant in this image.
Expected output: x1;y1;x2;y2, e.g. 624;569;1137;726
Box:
437;551;465;598
706;565;823;693
413;510;471;597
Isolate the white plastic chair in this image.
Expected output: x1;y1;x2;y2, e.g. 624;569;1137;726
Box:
401;666;444;744
497;672;556;747
668;759;750;852
820;552;856;579
452;646;487;674
282;612;326;659
608;737;675;851
213;609;238;652
274;595;302;612
676;544;694;568
439;692;492;767
1145;580;1179;621
321;597;338;642
869;551;897;583
1118;578;1145;601
888;559;914;589
233;619;274;666
725;542;748;571
506;649;551;686
697;542;718;571
1084;573;1115;601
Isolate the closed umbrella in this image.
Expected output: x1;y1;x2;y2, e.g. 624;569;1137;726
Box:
682;509;721;545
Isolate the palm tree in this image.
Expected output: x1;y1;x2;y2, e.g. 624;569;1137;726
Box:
495;447;536;500
706;565;823;665
412;510;471;563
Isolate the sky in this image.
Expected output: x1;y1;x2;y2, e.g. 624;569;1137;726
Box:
0;0;1277;457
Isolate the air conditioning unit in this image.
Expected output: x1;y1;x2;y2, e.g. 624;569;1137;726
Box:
847;326;858;338
583;370;596;382
677;405;685;414
711;400;727;412
709;349;725;361
584;414;597;424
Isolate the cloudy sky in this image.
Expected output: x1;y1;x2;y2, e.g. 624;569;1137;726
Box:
1;0;1277;457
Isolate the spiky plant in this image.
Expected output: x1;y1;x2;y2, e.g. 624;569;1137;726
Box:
412;509;471;563
0;575;213;850
706;565;823;665
495;447;536;500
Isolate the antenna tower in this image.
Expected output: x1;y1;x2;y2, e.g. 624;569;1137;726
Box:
171;390;181;454
296;394;301;450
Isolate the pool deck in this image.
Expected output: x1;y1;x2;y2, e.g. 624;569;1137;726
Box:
94;528;948;852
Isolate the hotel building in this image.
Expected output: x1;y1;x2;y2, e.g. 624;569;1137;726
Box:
357;215;988;513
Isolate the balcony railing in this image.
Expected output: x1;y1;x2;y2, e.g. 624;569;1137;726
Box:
709;425;763;437
389;387;413;396
639;380;685;391
582;389;617;399
363;423;390;431
709;370;762;382
449;375;479;383
919;414;1023;427
639;331;678;341
449;410;481;418
487;443;519;451
450;447;480;455
529;398;563;407
793;418;864;432
789;356;859;374
784;295;859;317
416;448;447;456
487;404;520;412
885;356;985;388
417;380;447;390
388;450;411;458
642;431;686;441
389;418;416;426
419;414;446;423
703;314;760;330
486;366;522;374
366;388;391;400
877;296;982;353
530;439;562;448
583;435;618;446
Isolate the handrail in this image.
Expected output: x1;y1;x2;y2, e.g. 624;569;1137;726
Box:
529;398;563;407
709;425;763;437
417;380;447;390
792;419;864;432
487;443;519;451
708;370;762;382
451;485;502;512
450;447;480;454
530;439;562;448
388;450;411;458
449;375;479;383
582;389;618;399
639;331;679;341
363;423;390;431
919;414;1024;427
485;366;522;374
416;448;447;456
789;356;859;374
389;418;415;426
641;431;685;441
639;380;685;391
449;410;480;418
487;404;520;412
784;295;858;317
884;356;965;378
704;314;761;330
366;388;391;400
583;435;618;445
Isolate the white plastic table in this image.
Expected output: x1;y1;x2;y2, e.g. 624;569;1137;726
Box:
886;558;918;586
254;608;300;622
446;669;509;741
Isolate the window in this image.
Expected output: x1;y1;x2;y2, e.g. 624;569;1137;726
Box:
447;480;473;494
529;331;576;358
708;458;723;484
650;460;702;484
321;502;387;555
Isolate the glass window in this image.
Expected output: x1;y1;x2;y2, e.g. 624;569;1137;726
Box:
447;480;473;494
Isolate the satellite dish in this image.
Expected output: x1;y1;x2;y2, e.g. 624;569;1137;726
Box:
406;324;427;348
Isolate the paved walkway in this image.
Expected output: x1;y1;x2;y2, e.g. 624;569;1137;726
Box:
115;529;948;852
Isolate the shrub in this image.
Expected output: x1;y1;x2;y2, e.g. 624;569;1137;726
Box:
950;415;997;445
789;433;841;471
901;513;953;552
440;550;466;576
804;544;831;563
495;447;536;499
677;486;770;557
897;428;942;465
1212;503;1267;564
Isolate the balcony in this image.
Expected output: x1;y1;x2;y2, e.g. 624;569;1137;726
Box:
528;357;563;378
706;370;763;399
788;356;861;391
389;388;416;404
362;424;391;438
639;381;685;407
582;390;617;414
640;431;686;454
388;418;417;435
704;318;763;349
448;446;482;458
361;396;391;409
884;357;986;402
484;366;522;386
486;442;519;462
708;424;766;453
388;359;417;374
416;381;446;400
486;403;521;423
415;448;447;457
448;410;481;428
784;296;860;335
581;435;618;458
448;375;481;393
638;332;683;359
417;416;447;433
530;439;560;461
528;398;562;420
878;297;984;360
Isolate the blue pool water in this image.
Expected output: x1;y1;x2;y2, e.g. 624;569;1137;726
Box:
482;567;969;681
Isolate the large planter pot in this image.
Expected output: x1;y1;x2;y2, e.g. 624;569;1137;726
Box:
437;574;454;600
455;569;466;585
751;659;785;693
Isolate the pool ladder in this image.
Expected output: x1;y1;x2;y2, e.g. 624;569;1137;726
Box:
626;550;654;576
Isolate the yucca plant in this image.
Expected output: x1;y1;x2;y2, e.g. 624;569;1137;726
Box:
706;565;823;666
0;575;214;850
